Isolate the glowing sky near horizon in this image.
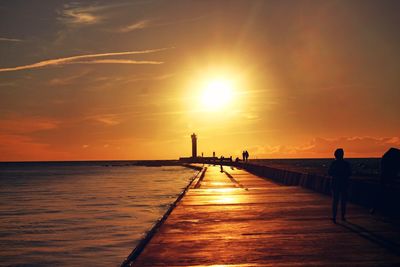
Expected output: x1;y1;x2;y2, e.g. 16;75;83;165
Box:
0;0;399;161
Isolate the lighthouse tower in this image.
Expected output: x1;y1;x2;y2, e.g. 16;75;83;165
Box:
191;133;197;158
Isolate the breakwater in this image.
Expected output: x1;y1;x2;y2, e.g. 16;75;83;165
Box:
184;159;399;215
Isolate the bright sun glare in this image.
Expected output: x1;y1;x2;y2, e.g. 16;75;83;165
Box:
201;78;234;111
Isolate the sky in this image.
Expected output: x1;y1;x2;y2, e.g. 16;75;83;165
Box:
0;0;399;161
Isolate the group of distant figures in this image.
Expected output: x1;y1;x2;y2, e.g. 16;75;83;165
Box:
217;150;250;164
217;150;250;172
328;147;400;223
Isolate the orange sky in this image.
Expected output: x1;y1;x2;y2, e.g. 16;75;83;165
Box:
0;0;399;161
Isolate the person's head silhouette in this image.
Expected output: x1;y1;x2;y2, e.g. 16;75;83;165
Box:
334;148;344;160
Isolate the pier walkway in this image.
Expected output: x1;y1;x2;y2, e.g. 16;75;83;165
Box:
129;165;400;266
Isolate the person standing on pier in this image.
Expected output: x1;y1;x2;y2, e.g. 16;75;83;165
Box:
328;148;352;223
220;156;224;172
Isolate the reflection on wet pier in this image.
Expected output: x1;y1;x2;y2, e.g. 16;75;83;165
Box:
125;165;400;266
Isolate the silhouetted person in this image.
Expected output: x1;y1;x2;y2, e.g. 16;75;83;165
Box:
328;148;352;223
371;147;400;214
242;151;246;162
381;147;400;185
245;150;249;162
220;156;224;172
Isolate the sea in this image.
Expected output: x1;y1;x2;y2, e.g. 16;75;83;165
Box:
0;162;198;267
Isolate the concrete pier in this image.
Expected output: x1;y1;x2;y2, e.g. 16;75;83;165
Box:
123;165;400;266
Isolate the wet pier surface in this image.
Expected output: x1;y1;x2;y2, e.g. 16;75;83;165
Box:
130;165;400;266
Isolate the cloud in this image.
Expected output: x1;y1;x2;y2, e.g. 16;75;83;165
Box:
0;37;23;42
62;9;100;25
70;59;163;65
58;2;138;27
48;71;91;86
119;19;152;32
305;137;400;156
118;15;207;33
252;136;400;158
0;81;17;87
0;48;169;73
57;3;113;26
0;133;70;161
87;114;122;126
0;115;59;134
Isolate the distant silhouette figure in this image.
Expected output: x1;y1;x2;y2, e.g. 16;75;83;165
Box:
371;147;400;214
328;148;352;223
245;150;249;162
242;151;246;162
220;156;224;172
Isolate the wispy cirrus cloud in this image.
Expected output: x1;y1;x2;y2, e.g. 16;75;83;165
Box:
118;15;207;33
0;37;24;42
71;59;163;65
0;48;170;73
58;2;138;27
118;19;152;32
58;3;112;26
62;9;100;25
48;70;91;86
86;114;123;126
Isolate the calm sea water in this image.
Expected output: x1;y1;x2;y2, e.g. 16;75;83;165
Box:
0;162;197;267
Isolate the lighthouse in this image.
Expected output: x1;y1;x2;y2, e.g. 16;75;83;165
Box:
191;133;197;158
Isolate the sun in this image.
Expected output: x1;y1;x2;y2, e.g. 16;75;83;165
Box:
200;78;235;111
